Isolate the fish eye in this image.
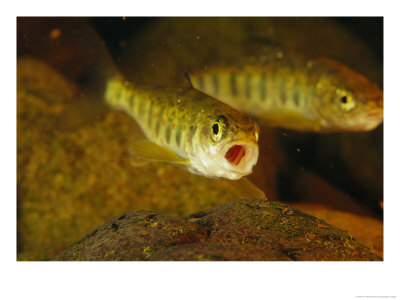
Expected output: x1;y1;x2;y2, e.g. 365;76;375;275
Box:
212;122;220;135
339;94;356;112
211;120;223;141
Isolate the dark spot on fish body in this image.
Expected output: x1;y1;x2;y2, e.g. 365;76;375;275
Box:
129;94;135;110
245;74;251;99
293;88;300;106
309;85;317;105
189;125;197;140
165;123;171;144
176;124;182;147
259;73;266;101
147;101;153;128
230;73;237;96
280;80;287;106
212;74;219;95
155;106;165;137
138;99;145;118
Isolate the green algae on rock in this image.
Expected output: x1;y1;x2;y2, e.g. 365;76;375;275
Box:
53;199;382;261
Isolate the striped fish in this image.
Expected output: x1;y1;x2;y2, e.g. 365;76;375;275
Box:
105;77;260;180
189;51;383;132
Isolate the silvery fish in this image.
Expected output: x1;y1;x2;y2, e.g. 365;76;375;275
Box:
105;77;260;180
189;51;383;132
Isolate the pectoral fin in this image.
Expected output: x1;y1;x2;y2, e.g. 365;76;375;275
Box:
129;140;190;166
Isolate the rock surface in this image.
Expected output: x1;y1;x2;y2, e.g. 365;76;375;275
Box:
53;199;381;261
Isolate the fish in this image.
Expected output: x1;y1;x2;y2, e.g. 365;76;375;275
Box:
188;50;383;132
105;77;260;180
19;18;259;185
21;18;264;196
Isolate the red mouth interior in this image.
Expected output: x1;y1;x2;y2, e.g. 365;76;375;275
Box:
225;145;246;166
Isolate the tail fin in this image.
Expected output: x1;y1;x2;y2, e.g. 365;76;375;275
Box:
18;17;120;97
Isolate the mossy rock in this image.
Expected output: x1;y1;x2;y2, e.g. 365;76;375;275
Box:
53;198;381;261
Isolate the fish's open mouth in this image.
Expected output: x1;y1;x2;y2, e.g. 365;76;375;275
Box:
225;145;246;166
203;142;258;179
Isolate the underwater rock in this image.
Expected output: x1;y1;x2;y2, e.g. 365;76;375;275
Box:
17;56;78;101
290;203;383;258
53;198;382;261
